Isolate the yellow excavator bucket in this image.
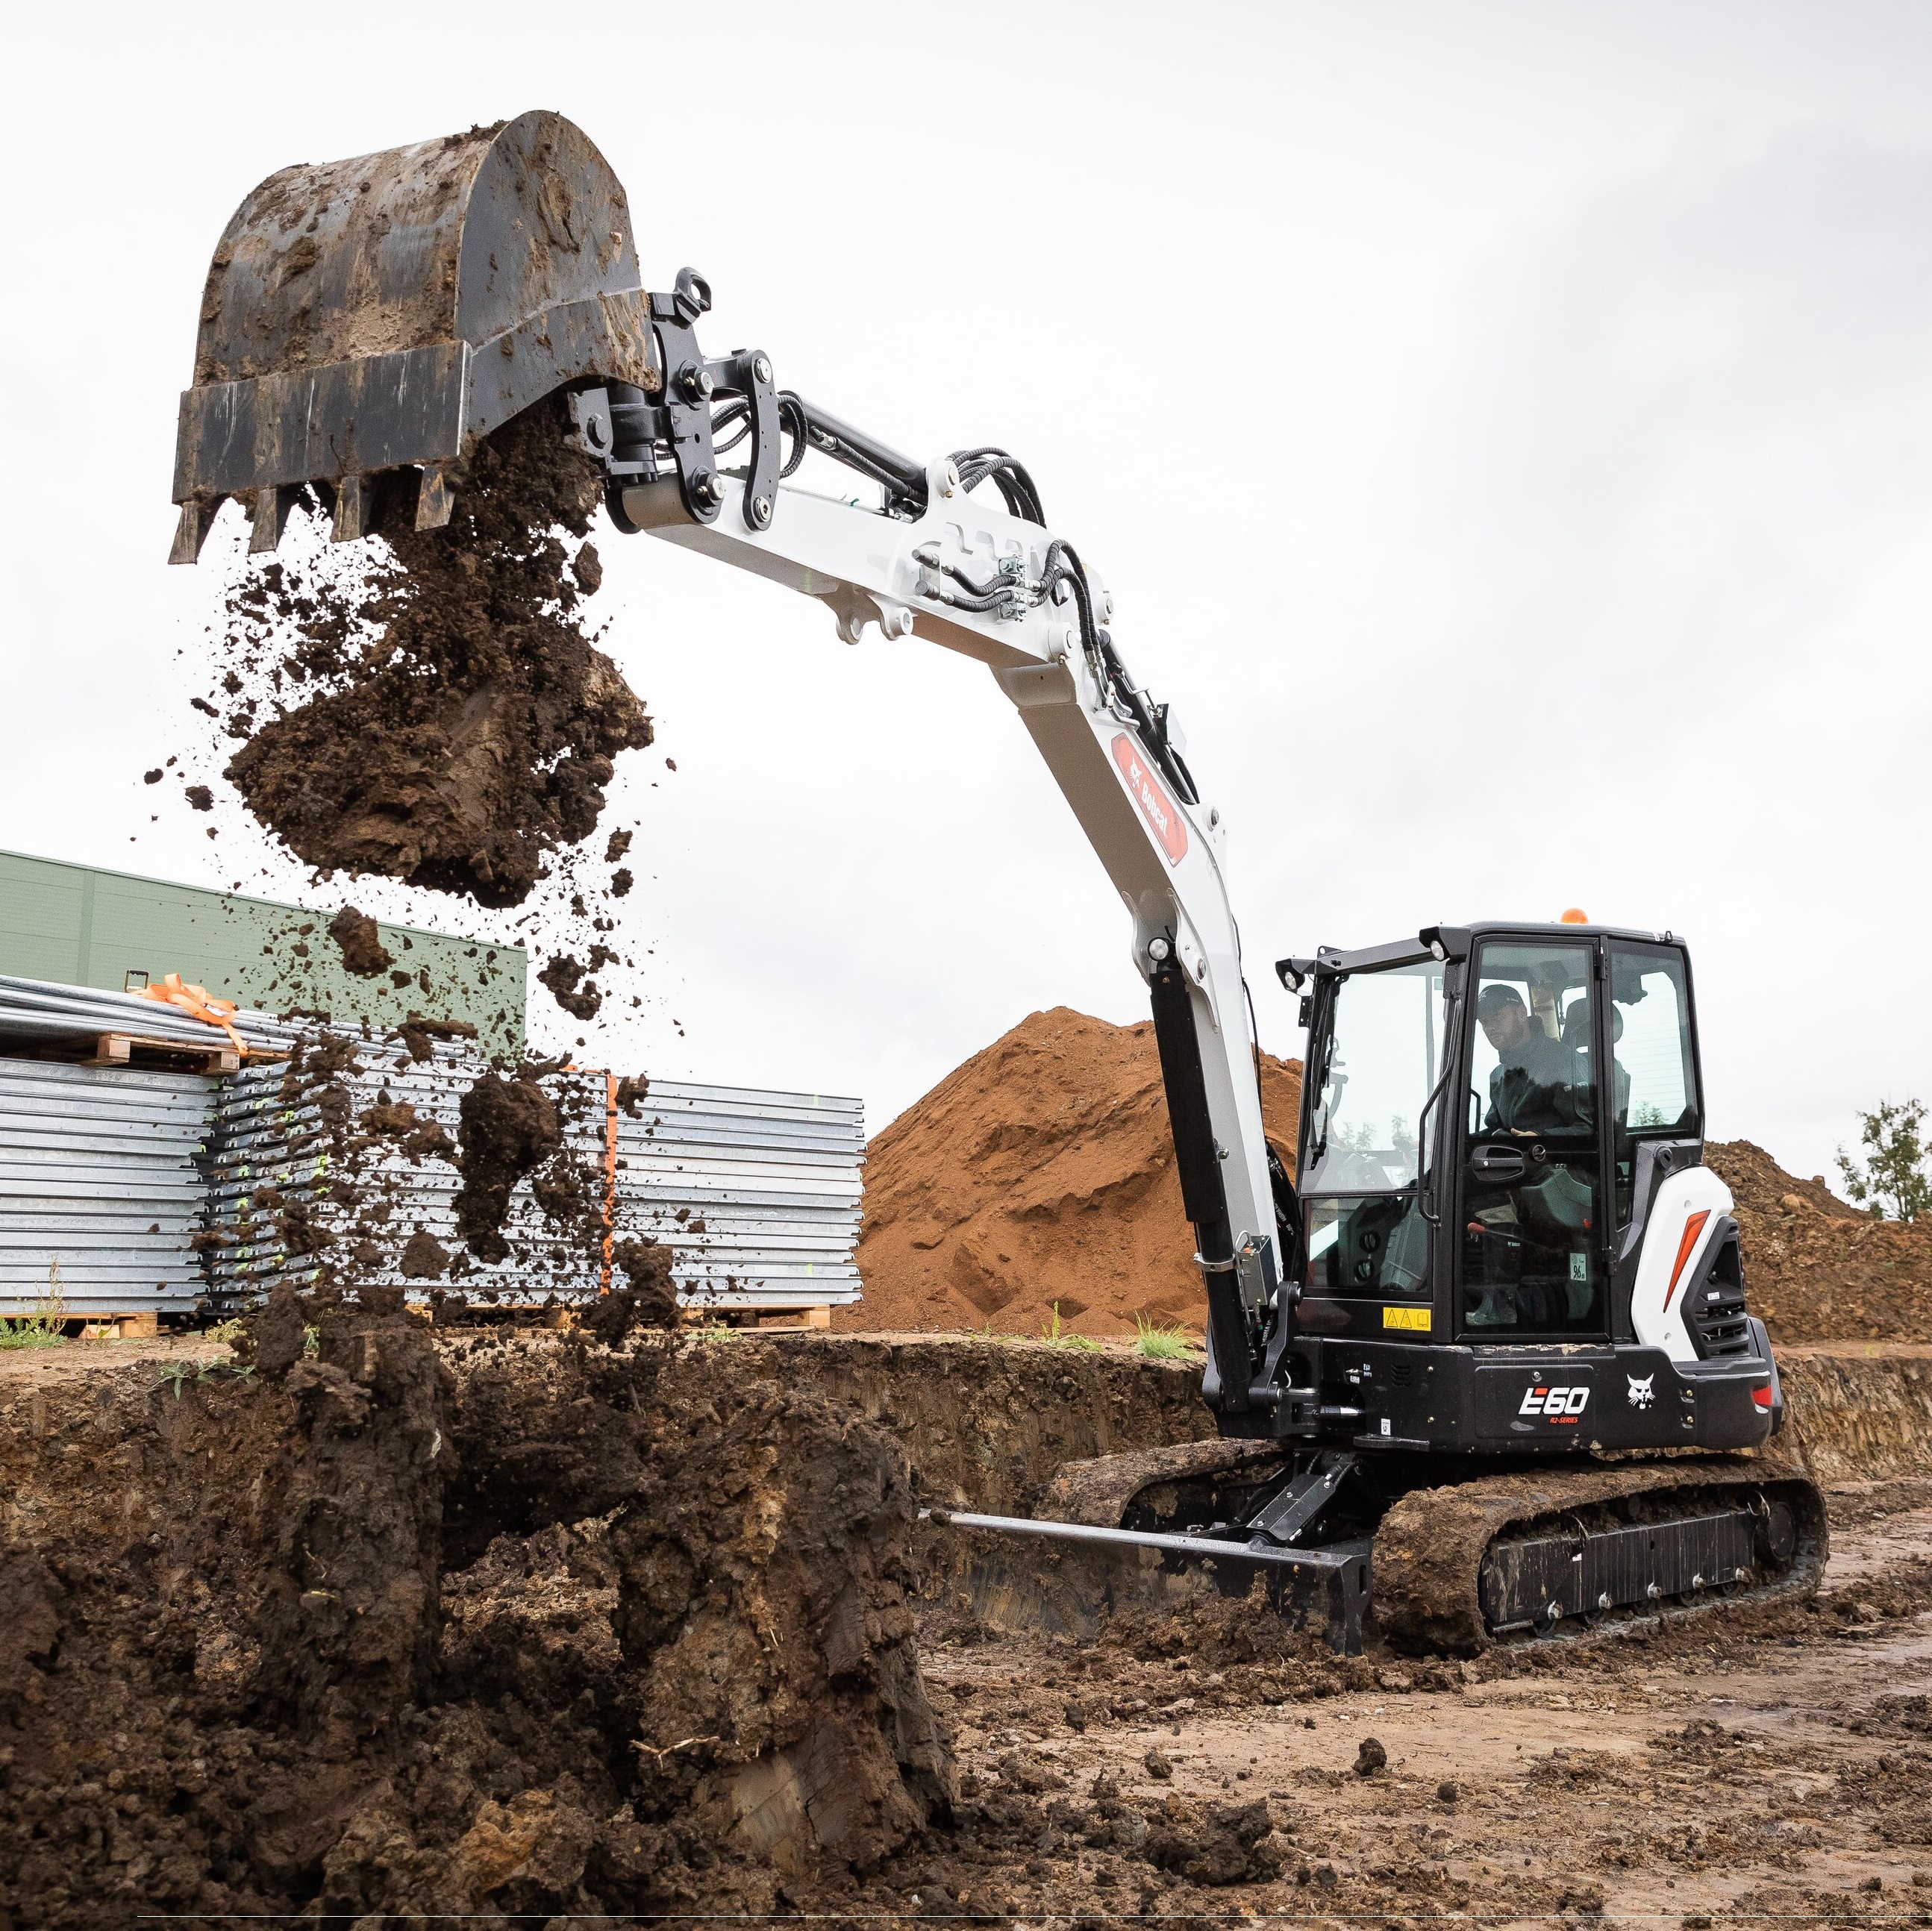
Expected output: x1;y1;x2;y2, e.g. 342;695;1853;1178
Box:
169;110;660;563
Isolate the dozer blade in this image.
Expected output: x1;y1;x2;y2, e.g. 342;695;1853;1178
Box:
924;1439;1372;1656
169;110;660;563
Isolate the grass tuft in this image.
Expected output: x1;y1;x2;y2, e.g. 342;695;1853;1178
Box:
1039;1302;1101;1352
0;1262;69;1351
1133;1312;1198;1360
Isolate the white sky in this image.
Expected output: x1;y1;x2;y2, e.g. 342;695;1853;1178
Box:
3;3;1928;1186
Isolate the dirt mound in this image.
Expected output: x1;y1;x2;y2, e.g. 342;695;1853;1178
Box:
845;1007;1301;1339
0;1320;952;1924
219;398;652;908
1707;1140;1932;1343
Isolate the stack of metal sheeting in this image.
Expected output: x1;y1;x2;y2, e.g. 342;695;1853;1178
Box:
201;1043;605;1302
202;1053;866;1312
0;974;298;1057
616;1081;863;1310
0;1059;215;1317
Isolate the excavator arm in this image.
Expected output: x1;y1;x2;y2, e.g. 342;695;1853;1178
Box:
167;110;1289;1415
595;381;1287;1413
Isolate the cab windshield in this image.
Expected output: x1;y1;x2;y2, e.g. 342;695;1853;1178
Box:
1301;960;1448;1298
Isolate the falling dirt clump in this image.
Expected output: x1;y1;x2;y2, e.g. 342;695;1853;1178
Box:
845;1007;1301;1339
455;1072;562;1262
184;783;213;811
328;904;395;976
537;951;601;1020
610;1236;679;1328
221;398;652;906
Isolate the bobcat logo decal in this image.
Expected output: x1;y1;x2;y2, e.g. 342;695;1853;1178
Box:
1626;1374;1655;1409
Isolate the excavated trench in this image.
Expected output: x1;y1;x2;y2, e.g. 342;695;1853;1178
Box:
3;1326;1928;1924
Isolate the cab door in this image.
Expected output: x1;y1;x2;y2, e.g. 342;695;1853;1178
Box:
1454;936;1609;1339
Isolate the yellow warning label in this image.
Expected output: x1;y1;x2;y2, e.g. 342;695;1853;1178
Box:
1382;1305;1431;1332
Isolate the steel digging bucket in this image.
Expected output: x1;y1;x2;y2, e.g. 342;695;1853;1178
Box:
169;110;661;563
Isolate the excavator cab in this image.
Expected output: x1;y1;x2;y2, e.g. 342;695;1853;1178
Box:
1272;921;1778;1451
1284;921;1707;1353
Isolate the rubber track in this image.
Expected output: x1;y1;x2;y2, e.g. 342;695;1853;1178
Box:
1372;1455;1828;1654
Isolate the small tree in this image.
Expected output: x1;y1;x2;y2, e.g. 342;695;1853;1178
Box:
1836;1098;1931;1223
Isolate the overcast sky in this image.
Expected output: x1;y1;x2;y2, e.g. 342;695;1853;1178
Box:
3;3;1928;1187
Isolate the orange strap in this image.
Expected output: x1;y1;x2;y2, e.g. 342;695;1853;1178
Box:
600;1071;619;1295
137;973;248;1057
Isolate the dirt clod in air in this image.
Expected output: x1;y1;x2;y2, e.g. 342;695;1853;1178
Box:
604;827;632;863
328;904;395;977
399;1230;451;1278
610;1236;679;1329
455;1073;562;1262
221;398;652;907
609;867;633;897
185;783;213;811
537;952;601;1020
143;768;162;784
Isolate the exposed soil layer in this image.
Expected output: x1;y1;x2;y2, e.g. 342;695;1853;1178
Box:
845;1007;1302;1339
2;1331;1928;1926
1707;1139;1932;1343
219;399;652;907
0;1324;953;1924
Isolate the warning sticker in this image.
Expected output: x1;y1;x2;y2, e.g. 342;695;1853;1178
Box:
1383;1305;1431;1332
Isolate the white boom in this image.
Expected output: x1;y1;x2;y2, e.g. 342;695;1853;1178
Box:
616;460;1282;1397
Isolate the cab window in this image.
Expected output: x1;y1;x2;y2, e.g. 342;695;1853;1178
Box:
1300;960;1448;1300
1609;943;1699;1226
1460;940;1604;1336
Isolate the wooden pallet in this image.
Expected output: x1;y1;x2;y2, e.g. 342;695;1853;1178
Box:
92;1031;240;1075
75;1313;162;1339
754;1306;833;1331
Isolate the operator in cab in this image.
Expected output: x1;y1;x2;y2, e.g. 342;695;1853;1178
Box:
1476;983;1575;1134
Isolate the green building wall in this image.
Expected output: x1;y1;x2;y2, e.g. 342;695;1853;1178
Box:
0;851;526;1059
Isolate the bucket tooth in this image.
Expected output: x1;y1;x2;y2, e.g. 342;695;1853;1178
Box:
414;466;455;531
331;475;367;545
248;486;298;555
168;495;222;566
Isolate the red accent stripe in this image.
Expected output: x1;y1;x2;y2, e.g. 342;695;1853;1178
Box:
1664;1209;1712;1309
1752;1386;1775;1409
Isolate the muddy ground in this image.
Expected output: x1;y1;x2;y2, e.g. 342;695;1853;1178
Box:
1;1331;1928;1928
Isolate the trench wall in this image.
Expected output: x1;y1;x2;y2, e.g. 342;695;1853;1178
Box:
1775;1344;1932;1486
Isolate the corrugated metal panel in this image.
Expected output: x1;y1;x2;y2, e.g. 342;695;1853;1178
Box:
201;1054;865;1311
0;976;865;1316
0;973;302;1056
201;1045;606;1299
614;1082;863;1306
0;1060;215;1315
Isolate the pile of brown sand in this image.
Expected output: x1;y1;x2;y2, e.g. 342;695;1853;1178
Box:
841;1013;1932;1347
220;398;651;908
1707;1140;1932;1343
843;1007;1301;1339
